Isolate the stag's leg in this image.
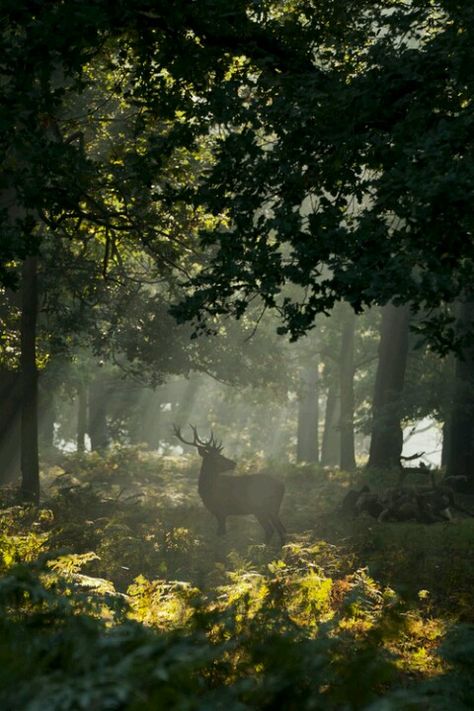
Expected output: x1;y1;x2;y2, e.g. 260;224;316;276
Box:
269;513;286;545
216;515;227;536
255;514;274;544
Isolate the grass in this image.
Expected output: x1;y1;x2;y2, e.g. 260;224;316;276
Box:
1;446;474;709
25;447;474;614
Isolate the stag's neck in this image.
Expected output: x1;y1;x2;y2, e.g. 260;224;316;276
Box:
198;461;220;498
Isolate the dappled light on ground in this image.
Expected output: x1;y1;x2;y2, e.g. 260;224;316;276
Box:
1;448;474;708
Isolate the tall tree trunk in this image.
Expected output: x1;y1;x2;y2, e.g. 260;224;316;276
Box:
446;300;474;487
441;354;455;470
0;285;22;482
38;379;55;455
126;386;144;445
0;369;21;484
296;364;319;463
321;380;340;466
339;307;356;471
88;377;109;451
20;255;40;503
77;382;88;452
367;304;410;470
441;420;450;469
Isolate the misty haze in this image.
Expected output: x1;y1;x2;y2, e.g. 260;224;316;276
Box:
1;2;474;709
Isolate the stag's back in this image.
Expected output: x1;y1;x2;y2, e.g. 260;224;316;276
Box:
202;473;284;517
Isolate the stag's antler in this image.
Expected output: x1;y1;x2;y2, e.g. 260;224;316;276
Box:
209;432;223;452
173;424;198;447
190;425;214;448
173;424;223;451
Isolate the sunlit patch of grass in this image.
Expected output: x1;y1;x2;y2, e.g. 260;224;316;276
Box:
0;530;49;573
387;611;448;678
127;575;200;630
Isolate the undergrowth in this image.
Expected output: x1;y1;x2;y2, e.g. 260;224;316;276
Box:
1;446;474;709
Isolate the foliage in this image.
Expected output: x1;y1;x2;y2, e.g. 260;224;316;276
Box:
158;1;474;352
1;451;474;708
4;1;474;353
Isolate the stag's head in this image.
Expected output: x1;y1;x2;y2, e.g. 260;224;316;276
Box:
173;425;236;473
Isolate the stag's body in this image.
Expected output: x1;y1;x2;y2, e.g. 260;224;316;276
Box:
199;460;285;541
175;425;286;544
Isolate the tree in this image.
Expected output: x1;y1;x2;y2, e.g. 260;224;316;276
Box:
339;306;356;472
314;305;379;469
367;305;410;470
320;375;340;467
445;301;474;486
19;257;39;502
164;2;474;356
296;363;320;464
0;5;230;491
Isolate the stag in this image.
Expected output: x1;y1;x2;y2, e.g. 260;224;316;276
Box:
174;425;286;544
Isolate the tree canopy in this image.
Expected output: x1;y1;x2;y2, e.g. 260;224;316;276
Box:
160;1;474;352
3;1;474;354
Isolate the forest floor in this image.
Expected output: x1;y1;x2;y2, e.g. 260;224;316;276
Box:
1;446;474;709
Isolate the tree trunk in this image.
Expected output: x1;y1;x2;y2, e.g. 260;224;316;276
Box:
77;382;88;452
88;377;109;451
339;307;356;471
20;255;40;503
446;300;474;487
367;304;410;470
0;369;21;484
441;420;450;469
296;365;319;463
321;380;340;466
38;379;55;455
126;387;143;445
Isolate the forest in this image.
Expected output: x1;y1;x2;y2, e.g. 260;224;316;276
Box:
2;1;474;708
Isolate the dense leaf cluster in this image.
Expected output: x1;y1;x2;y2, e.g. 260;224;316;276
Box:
166;2;474;349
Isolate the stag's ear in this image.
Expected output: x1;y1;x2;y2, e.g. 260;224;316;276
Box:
197;445;207;457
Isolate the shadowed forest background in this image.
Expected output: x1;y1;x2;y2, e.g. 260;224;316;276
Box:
2;1;474;709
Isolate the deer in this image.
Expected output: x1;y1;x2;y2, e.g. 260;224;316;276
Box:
173;425;286;544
